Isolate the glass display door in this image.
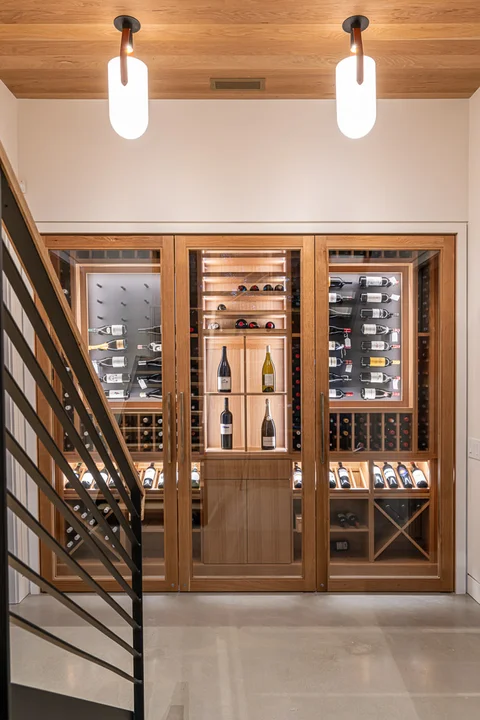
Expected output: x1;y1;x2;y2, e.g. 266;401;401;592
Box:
176;236;316;590
316;236;455;591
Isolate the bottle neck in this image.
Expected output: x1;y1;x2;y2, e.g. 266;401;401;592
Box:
224;398;229;411
221;346;227;360
265;399;271;415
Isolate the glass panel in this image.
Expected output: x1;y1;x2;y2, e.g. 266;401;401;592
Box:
49;248;165;581
327;249;438;580
189;249;303;578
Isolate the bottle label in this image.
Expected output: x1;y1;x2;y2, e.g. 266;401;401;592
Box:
371;309;384;319
370;341;386;350
365;277;383;287
144;468;156;481
362;324;377;335
220;424;233;435
111;356;125;368
329;389;338;398
370;372;384;383
263;373;274;386
412;470;426;483
384;468;396;480
364;293;382;302
262;437;276;448
369;358;387;367
104;373;123;383
218;377;231;391
363;388;377;400
329;357;339;367
111;325;124;336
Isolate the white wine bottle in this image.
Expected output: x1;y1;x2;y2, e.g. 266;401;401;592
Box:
217;346;232;392
88;324;126;336
261;398;276;450
361;357;400;368
262;345;275;392
99;373;131;384
89;339;127;351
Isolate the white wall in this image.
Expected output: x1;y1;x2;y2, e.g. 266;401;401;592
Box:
18;99;469;225
467;89;480;604
0;80;18;173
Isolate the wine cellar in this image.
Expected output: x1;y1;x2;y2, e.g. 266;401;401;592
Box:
40;234;455;593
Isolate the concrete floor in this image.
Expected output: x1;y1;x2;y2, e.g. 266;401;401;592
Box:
9;593;480;719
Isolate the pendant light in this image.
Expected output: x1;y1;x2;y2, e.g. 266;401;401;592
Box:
108;15;149;140
336;15;376;139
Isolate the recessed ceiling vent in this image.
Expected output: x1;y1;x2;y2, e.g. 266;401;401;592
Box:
210;78;265;91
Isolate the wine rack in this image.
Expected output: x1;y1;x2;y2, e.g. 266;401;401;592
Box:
328;411;414;452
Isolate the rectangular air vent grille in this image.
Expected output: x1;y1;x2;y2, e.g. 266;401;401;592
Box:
210;78;265;91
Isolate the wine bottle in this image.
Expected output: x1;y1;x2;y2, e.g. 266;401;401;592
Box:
384;503;405;524
361;357;400;368
329;373;351;383
361;324;399;336
382;462;399;488
88;324;126;336
220;399;233;450
360;341;399;351
329;307;353;318
141;416;153;426
329;389;353;399
293;462;302;488
138;325;161;334
329;292;356;303
336;512;348;527
137;342;162;352
359;371;392;384
329;469;337;488
262;345;275;392
137;374;162;390
208;322;220;330
158;470;164;488
360;308;399;319
329;357;347;367
330;539;350;552
217;346;232;393
81;470;93;489
99;373;131;384
328;341;345;351
139;388;162;398
359;275;397;288
337;462;351;489
138;357;162;368
89;339;127;351
345;512;360;528
329;326;352;335
329;276;353;289
191;465;200;488
261;398;276;450
411;463;428;488
143;462;156;489
397;462;414;489
360;293;396;303
373;464;385;488
94;356;127;368
361;388;399;400
65;462;82;489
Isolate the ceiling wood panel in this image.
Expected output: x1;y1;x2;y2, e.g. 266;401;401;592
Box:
1;2;479;99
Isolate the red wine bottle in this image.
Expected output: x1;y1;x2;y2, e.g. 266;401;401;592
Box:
220;398;233;449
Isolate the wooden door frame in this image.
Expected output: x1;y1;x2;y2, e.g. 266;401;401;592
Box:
175;235;316;591
315;235;456;592
40;235;178;592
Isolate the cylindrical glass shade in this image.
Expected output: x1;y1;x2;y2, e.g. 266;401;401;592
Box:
108;56;149;140
335;55;376;140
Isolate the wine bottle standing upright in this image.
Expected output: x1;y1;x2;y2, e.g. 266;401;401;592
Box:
262;345;275;392
261;398;276;450
220;398;233;449
217;346;232;392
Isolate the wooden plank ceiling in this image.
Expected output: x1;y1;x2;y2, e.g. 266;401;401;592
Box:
0;1;480;99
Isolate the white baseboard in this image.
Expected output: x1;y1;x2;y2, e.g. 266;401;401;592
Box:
467;575;480;604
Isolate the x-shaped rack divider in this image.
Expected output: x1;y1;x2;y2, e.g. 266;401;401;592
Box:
374;500;430;561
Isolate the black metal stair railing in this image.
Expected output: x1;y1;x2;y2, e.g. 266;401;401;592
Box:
0;142;145;720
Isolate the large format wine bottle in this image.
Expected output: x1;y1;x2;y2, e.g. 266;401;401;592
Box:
411;463;428;488
99;373;131;384
361;357;400;368
359;275;397;288
383;461;399;488
89;339;127;351
220;398;233;449
217;346;232;393
329;276;353;289
262;345;275;392
88;324;126;336
261;398;276;450
337;462;351;488
359;371;392;384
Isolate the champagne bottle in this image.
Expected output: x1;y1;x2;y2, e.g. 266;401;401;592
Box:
262;345;275;392
337;462;351;489
105;389;130;399
361;388;399;400
191;465;200;488
360;293;396;303
220;398;233;450
329;276;353;289
397;462;414;489
88;324;126;336
261;398;276;450
137;342;162;352
217;346;232;393
293;462;302;488
361;357;400;368
143;462;156;489
361;324;400;336
138;325;161;335
373;464;385;488
89;339;127;351
138;357;162;368
345;512;360;528
383;462;399;488
359;371;392;384
360;308;399;319
329;469;337;488
360;341;399;351
359;275;397;288
329;389;353;399
329;292;356;303
411;463;428;488
139;388;162;398
99;373;131;384
94;356;127;368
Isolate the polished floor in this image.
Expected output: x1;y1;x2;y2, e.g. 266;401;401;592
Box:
9;593;480;719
